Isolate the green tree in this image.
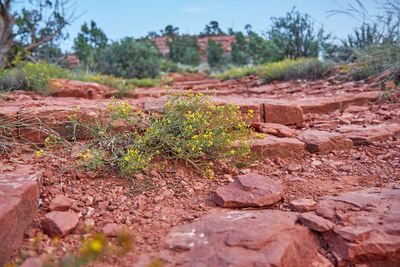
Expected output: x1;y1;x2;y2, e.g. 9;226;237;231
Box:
161;25;179;37
73;20;108;66
206;38;225;67
231;31;249;65
247;32;281;64
0;0;75;69
96;37;162;79
167;35;201;66
267;7;331;59
200;21;225;36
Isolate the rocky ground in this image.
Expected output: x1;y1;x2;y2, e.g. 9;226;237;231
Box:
0;73;399;267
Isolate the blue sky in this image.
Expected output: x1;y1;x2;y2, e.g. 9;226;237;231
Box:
47;0;379;51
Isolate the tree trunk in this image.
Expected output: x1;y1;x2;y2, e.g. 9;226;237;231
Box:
0;0;15;70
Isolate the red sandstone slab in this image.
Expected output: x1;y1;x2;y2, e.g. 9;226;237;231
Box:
248;136;305;158
262;101;303;125
297;91;380;114
0;172;42;266
336;123;400;145
297;130;353;153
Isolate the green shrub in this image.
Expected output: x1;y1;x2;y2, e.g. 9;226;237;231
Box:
168;35;202;66
96;37;162;79
214;58;331;83
71;92;253;177
206;39;226;68
71;71;161;97
259;58;330;83
0;62;70;93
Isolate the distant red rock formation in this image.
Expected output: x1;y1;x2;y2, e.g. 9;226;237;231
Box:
151;35;236;60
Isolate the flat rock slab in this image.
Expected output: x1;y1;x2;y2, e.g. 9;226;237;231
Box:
316;186;400;266
297;91;380;114
257;123;297;138
0;172;42;266
289;198;317;212
41;211;79;237
49;195;74;211
50;78;113;99
248;136;305;158
298;213;335;232
214;173;283;208
337;123;400;145
297;130;353;153
262;101;303;125
162;209;331;267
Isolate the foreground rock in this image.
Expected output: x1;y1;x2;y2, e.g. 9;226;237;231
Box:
163;209;331;267
41;211;79;237
50;79;115;99
297;130;353;153
0;172;42;266
248;136;305;158
49;195;73;211
289;198;317;212
214;173;283;208
257;123;297;138
316;186;400;266
337;123;400;145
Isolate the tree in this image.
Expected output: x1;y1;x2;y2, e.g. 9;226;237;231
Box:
96;37;162;79
146;31;159;39
267;7;331;59
160;25;179;37
167;35;201;66
206;38;225;67
200;21;225;36
0;0;14;69
73;20;107;65
247;32;281;64
231;31;249;65
0;0;75;69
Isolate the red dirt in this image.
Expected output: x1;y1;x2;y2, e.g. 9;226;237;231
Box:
1;73;400;266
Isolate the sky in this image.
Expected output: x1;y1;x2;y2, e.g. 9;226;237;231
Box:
26;0;380;51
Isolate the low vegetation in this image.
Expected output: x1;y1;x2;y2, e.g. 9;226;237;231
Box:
214;58;331;83
0;62;160;95
70;92;253;177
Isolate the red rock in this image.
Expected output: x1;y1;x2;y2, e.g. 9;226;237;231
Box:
50;79;112;99
214;173;283;208
20;257;43;267
162;209;330;266
263;102;303;125
49;195;73;211
317;187;400;266
297;130;353;153
41;211;79;237
289;198;317;212
334;226;372;242
0;172;42;266
298;91;380;114
248;136;305;158
103;223;126;237
337;123;400;145
298;213;334;232
258;123;297;138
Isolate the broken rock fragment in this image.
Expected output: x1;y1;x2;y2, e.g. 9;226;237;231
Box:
214;173;283;208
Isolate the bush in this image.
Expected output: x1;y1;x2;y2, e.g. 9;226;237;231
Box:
214;58;331;83
167;35;202;66
96;37;162;79
259;58;331;83
71;70;161;97
71;92;253;177
206;39;226;68
0;62;70;93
